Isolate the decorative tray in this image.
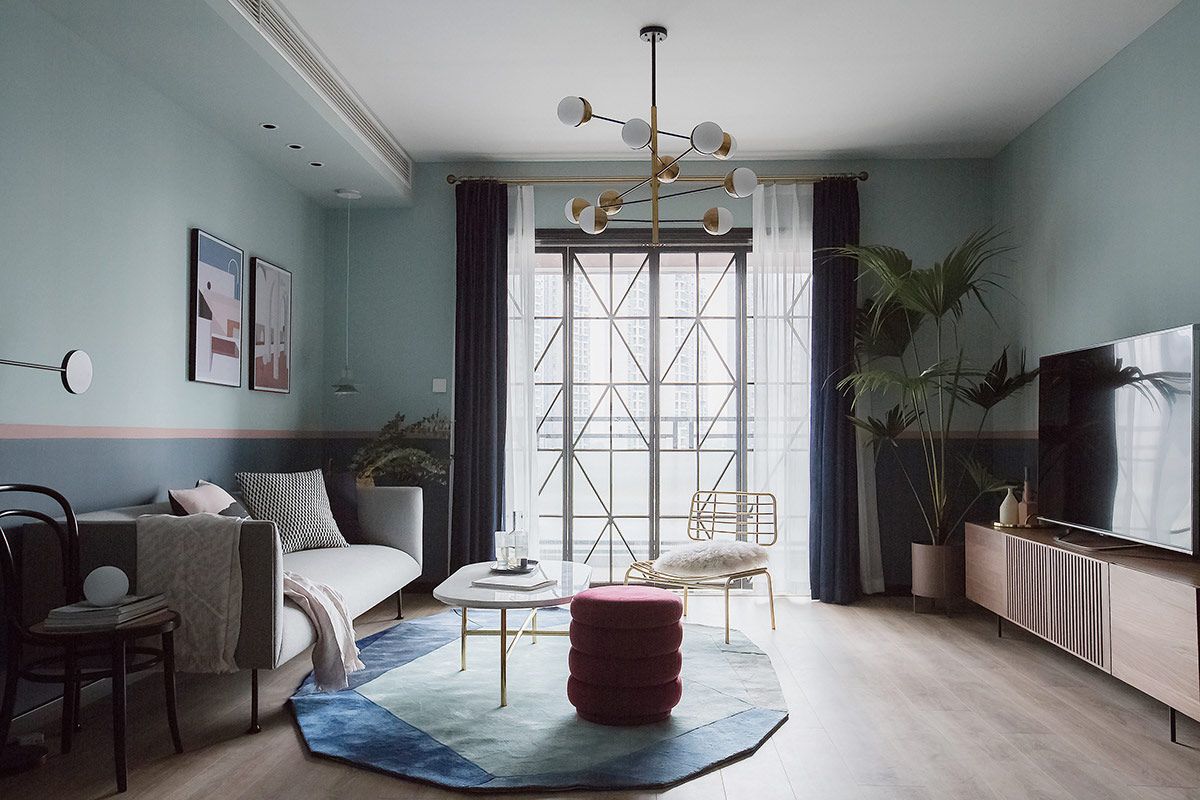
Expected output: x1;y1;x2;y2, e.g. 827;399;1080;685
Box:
490;559;539;575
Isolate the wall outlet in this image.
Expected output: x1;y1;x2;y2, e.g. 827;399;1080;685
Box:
432;378;448;394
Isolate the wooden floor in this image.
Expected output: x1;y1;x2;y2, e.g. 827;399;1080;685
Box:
4;592;1200;800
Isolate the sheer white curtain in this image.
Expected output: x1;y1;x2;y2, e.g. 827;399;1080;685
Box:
750;183;813;595
504;184;539;558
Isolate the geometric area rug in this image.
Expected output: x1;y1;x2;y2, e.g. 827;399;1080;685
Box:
290;607;788;792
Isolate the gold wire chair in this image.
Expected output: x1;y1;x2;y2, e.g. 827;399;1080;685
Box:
625;490;777;643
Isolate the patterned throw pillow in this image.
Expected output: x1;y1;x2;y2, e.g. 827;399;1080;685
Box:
169;479;249;518
235;469;349;554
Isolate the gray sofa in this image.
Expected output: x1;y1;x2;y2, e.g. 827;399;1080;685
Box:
20;486;422;730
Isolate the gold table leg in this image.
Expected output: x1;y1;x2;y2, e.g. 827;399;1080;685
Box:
531;608;538;644
499;608;508;707
460;607;467;671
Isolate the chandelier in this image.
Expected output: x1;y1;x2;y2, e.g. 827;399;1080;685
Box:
557;25;757;244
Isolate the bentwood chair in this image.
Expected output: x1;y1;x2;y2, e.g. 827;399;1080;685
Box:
625;490;777;643
0;484;183;793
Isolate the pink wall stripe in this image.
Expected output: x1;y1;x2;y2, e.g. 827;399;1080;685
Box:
0;424;377;440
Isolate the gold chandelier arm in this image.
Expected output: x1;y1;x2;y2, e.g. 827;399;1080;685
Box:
605;183;722;211
615;146;695;202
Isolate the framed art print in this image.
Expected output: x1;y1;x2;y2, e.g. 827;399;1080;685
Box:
249;257;292;393
189;229;244;387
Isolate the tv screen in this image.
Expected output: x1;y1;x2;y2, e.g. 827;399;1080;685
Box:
1038;325;1197;553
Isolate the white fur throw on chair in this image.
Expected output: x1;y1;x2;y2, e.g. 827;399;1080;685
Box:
653;540;770;578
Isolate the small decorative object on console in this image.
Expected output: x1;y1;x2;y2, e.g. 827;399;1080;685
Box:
998;487;1020;526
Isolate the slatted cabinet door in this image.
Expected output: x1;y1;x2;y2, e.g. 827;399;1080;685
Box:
1042;546;1108;669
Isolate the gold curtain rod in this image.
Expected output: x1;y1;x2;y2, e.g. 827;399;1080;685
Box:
445;171;868;186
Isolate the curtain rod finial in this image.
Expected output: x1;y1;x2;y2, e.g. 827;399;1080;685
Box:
446;174;457;185
858;171;869;181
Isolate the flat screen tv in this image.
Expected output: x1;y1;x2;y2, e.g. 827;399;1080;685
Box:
1038;324;1198;554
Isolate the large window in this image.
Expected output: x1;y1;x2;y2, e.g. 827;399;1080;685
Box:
532;233;753;582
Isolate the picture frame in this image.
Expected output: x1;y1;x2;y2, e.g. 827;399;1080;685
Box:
249;257;293;393
189;229;244;387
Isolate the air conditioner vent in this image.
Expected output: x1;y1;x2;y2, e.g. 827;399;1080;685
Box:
231;0;413;187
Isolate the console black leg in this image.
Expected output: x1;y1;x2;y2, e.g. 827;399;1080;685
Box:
997;614;1003;638
247;670;261;735
1171;706;1178;744
396;590;404;620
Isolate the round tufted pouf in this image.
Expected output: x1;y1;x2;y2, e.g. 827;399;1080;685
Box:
567;585;684;726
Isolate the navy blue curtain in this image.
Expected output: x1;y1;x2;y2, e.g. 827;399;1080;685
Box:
809;178;861;604
450;181;508;571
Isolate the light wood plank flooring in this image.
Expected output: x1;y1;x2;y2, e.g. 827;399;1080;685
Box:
4;592;1200;799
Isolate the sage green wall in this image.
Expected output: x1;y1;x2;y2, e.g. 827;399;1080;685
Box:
0;0;328;432
322;158;994;432
992;0;1200;430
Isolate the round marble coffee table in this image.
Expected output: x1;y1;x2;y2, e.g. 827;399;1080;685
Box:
433;560;591;707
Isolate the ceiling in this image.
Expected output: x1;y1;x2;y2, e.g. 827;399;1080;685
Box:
36;0;411;205
276;0;1180;161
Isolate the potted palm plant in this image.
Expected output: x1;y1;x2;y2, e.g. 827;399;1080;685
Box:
835;230;1038;607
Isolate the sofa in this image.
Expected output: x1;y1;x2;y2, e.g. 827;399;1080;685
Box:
19;486;422;730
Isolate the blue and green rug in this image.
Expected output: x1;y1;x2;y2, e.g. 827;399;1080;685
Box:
290;608;787;792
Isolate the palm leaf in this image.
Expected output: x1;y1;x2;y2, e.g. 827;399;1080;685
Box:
856;297;923;360
962;456;1014;495
891;229;1012;323
954;348;1040;409
850;404;917;452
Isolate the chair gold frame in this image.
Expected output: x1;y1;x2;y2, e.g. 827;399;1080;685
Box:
624;490;777;643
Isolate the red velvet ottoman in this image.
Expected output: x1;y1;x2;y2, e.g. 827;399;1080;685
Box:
567;585;683;726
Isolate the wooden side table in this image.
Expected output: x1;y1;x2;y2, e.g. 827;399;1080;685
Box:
23;609;184;793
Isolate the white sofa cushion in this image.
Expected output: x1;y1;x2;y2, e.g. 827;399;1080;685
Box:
653;540;770;578
277;544;420;665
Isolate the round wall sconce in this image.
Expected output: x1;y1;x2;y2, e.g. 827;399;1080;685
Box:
0;349;93;394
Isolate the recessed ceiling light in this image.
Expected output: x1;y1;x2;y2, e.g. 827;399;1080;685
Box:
261;123;277;130
309;161;324;167
288;143;303;150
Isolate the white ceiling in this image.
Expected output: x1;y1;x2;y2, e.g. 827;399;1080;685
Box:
276;0;1179;161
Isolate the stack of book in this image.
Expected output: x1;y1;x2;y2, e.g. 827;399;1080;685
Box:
43;594;168;631
471;567;556;591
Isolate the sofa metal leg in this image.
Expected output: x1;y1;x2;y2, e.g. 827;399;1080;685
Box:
1171;706;1178;744
247;670;261;735
396;591;404;620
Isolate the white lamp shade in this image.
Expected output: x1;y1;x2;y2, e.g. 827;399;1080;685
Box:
713;133;737;160
724;167;758;198
564;196;589;223
83;565;129;606
61;349;93;394
598;190;622;216
557;96;592;127
691;121;725;155
578;205;608;235
703;207;734;236
621;118;652;149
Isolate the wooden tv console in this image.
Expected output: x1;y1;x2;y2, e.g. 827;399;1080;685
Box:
965;522;1200;740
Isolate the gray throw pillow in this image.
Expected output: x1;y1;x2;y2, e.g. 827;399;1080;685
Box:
235;468;349;554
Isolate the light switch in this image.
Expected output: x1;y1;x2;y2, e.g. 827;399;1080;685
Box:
432;378;448;394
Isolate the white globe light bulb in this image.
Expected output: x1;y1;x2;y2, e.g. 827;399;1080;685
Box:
713;133;738;160
703;207;733;236
564;197;589;223
621;118;652;149
578;205;609;235
724;167;758;199
691;121;725;155
557;96;592;127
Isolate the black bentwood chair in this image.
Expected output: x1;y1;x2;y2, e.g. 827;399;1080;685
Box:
0;484;183;793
